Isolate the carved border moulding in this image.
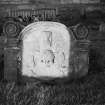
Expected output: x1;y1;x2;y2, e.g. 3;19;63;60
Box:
17;21;89;82
7;8;57;21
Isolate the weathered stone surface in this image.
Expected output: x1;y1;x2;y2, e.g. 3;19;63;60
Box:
20;22;70;79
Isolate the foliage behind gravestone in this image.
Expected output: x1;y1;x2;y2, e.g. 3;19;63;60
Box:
58;7;81;26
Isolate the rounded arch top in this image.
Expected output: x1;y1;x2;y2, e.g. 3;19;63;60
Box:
19;21;70;41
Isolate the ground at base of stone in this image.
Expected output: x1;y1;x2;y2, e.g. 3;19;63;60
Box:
1;72;105;105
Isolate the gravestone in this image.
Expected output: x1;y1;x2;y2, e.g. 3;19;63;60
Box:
19;21;89;81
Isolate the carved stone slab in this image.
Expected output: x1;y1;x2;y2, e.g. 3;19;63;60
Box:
20;22;71;79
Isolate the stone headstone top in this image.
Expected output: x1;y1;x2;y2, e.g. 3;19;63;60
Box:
20;21;71;80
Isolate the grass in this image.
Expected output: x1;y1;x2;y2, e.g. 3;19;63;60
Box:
1;72;105;105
